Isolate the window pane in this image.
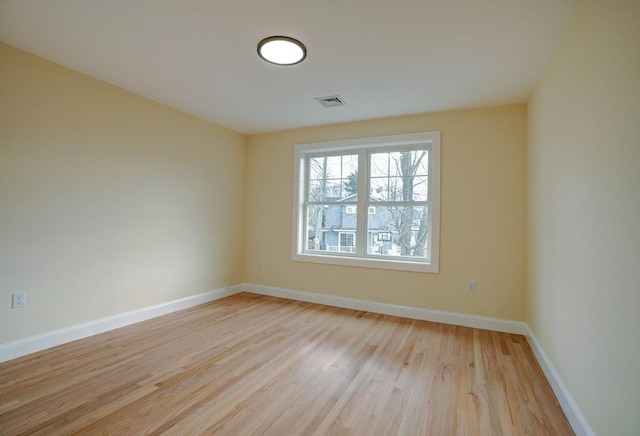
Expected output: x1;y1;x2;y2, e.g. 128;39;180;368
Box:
367;205;429;259
305;204;357;253
309;157;324;180
308;180;342;201
342;154;358;179
416;150;429;176
326;156;343;179
308;180;321;201
370;175;429;202
370;176;403;201
308;154;357;201
413;175;428;201
370;153;389;177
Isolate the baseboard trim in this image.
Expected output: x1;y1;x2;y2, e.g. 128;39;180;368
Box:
243;283;526;334
0;284;244;363
524;325;595;436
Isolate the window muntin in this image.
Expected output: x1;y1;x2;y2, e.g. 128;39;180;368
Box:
293;131;440;273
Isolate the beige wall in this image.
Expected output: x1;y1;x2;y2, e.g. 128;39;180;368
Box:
0;43;246;343
4;2;637;432
527;1;640;434
245;105;527;321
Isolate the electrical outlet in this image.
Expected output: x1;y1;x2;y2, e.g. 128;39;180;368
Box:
12;292;26;309
467;280;476;293
256;260;263;269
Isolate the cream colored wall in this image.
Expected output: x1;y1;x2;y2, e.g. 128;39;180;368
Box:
527;1;640;434
0;43;246;343
7;3;636;431
245;105;527;321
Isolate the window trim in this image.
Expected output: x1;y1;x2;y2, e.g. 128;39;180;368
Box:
292;131;440;273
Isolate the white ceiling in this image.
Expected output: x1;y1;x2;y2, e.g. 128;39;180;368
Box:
0;0;574;134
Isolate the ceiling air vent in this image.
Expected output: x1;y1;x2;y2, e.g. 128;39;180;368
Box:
315;95;346;108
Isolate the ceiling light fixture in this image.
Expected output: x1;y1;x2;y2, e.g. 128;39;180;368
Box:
257;36;307;66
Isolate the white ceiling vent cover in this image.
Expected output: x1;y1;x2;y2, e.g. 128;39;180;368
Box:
315;95;346;108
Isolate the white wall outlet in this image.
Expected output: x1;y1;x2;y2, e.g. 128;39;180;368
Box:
467;280;476;293
12;292;26;309
256;260;263;269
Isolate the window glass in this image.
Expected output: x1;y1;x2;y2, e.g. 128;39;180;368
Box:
367;205;429;259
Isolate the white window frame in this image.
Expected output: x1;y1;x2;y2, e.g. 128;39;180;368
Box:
292;131;440;273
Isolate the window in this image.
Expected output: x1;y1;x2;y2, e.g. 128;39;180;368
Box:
293;131;440;273
338;232;356;252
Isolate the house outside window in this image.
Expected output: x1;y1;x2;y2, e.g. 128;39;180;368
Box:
292;131;440;273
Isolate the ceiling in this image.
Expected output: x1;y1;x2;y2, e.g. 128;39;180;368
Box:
0;0;574;135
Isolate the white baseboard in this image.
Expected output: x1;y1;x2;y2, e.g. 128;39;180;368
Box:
243;283;527;334
524;325;595;436
0;284;244;363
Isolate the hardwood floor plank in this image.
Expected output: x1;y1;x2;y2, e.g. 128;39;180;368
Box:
0;293;573;435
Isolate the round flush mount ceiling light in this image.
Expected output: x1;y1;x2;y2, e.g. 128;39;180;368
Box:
257;36;307;66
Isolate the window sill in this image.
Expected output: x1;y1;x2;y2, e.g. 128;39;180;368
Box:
292;252;439;273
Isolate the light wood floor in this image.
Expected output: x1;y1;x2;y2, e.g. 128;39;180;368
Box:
0;293;573;435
